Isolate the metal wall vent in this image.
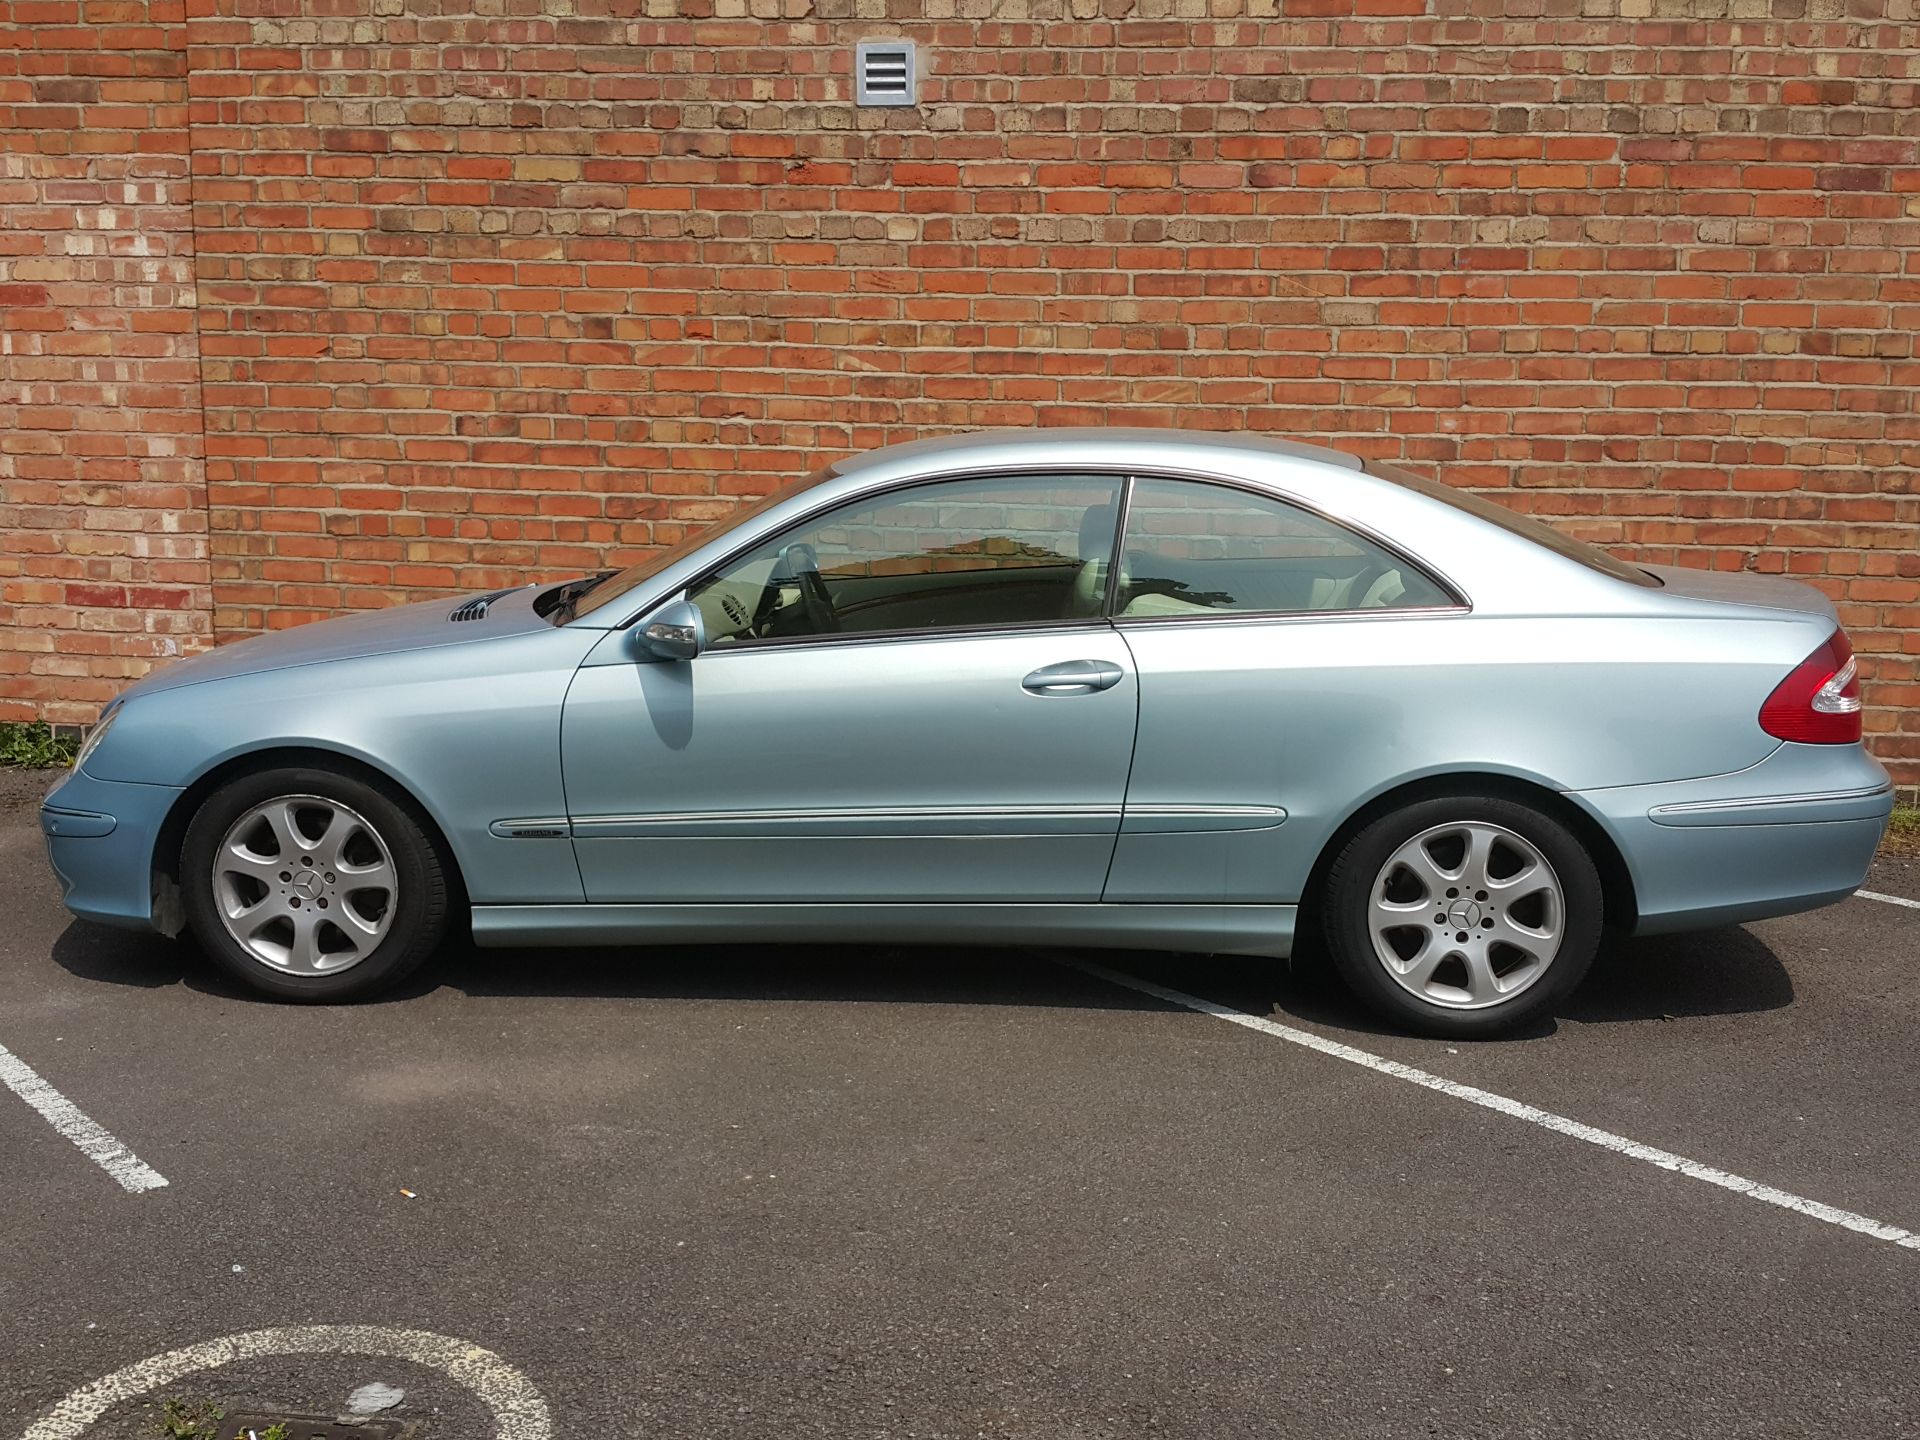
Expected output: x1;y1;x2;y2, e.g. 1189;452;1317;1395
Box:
855;40;916;107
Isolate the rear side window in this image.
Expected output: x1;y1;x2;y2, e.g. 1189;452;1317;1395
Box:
1116;478;1455;619
1366;460;1661;588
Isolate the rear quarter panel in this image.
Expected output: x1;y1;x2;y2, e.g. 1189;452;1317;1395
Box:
1106;607;1830;903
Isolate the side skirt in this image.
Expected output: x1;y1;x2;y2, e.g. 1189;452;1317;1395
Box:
469;902;1296;958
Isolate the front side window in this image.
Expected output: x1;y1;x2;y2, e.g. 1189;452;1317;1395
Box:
1116;477;1455;619
688;473;1124;646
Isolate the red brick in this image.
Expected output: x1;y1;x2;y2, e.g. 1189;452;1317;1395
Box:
1;0;213;727
0;1;1913;781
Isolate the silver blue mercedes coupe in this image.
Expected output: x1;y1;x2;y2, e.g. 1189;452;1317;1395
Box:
41;430;1894;1036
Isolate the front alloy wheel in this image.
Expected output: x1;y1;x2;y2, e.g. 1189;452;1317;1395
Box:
182;766;450;1001
212;795;398;975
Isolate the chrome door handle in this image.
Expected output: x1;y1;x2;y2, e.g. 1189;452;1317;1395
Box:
1021;659;1125;696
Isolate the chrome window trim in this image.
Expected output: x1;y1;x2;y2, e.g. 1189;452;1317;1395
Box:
607;466;1127;636
692;615;1120;660
1112;605;1470;632
1111;470;1470;620
601;459;1473;633
652;467;1128;654
1102;473;1137;617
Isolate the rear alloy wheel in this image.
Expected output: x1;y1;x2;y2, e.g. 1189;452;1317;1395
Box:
1322;796;1602;1038
182;767;449;1001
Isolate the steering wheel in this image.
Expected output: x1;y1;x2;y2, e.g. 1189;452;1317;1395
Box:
776;541;840;634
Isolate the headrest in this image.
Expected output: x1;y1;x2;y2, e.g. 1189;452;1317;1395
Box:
1079;501;1118;562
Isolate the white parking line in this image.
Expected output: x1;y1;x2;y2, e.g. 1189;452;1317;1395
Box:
1071;960;1920;1253
1857;889;1920;911
0;1042;167;1195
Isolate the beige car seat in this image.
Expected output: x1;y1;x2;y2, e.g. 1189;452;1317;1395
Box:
1116;565;1409;618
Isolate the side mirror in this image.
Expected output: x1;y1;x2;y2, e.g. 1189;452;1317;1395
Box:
636;599;705;662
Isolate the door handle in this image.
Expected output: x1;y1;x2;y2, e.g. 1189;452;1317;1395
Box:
1021;659;1126;696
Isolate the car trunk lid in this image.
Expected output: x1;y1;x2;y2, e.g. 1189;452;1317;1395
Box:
1637;564;1838;623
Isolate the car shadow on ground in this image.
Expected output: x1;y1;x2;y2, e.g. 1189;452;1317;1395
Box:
1566;928;1796;1022
50;917;1794;1041
1215;926;1795;1042
48;923;1170;1014
48;920;199;990
443;939;1177;1013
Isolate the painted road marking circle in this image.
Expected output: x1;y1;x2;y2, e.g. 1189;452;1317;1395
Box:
17;1326;549;1440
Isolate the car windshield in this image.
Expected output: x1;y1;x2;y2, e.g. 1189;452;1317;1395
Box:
1365;460;1660;588
564;466;838;622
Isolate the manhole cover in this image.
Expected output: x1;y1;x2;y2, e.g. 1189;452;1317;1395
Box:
216;1418;412;1440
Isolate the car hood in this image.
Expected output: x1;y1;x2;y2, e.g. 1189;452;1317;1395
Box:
118;585;553;700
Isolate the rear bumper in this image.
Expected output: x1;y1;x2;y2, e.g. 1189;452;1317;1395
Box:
1570;745;1893;935
39;768;182;932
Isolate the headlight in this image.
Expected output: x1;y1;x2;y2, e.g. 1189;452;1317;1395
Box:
73;706;119;771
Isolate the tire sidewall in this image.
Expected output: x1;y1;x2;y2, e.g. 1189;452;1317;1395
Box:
1324;795;1603;1038
181;766;446;1001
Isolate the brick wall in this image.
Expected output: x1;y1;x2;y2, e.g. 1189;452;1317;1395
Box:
4;0;1918;782
0;0;213;726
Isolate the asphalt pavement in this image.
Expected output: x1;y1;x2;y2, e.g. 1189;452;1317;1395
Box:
1;769;1915;1439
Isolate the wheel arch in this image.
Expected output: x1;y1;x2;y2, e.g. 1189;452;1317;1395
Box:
1298;771;1639;940
149;745;468;938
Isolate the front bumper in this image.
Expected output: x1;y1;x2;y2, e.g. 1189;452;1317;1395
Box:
1570;744;1894;935
39;768;184;932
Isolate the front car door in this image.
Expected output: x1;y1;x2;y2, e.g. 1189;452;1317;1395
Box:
560;471;1139;903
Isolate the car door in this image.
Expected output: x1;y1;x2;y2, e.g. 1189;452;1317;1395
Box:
1103;474;1463;903
560;471;1139;903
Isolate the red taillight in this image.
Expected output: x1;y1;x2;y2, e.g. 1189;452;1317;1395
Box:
1759;630;1862;744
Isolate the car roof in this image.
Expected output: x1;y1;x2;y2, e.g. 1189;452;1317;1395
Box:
829;427;1365;477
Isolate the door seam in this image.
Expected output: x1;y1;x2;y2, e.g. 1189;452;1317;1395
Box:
1098;618;1143;901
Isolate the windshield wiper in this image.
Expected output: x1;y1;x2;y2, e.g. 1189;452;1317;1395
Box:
547;570;616;625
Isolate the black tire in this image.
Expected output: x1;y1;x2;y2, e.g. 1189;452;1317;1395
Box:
1320;794;1602;1039
180;765;451;1002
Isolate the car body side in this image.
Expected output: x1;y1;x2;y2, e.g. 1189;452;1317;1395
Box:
40;431;1893;952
